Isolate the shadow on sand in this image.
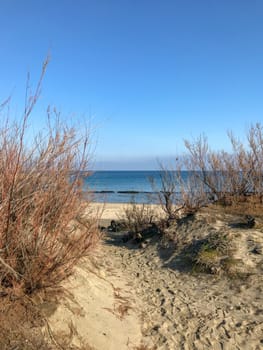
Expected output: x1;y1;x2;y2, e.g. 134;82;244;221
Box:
103;224;200;273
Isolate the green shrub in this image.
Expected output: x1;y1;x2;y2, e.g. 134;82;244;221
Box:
193;233;233;274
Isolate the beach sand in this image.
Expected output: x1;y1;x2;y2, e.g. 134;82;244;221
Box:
47;202;263;349
86;202;164;225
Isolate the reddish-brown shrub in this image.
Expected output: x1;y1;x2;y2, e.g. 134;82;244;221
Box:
0;61;99;295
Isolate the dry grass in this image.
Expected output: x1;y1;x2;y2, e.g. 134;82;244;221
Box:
215;199;263;218
0;294;52;350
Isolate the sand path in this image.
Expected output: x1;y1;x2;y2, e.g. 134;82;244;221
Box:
101;230;263;350
48;204;263;349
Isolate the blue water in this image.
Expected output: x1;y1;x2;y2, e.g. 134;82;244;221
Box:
82;170;187;203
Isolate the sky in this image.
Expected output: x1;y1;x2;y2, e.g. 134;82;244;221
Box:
0;0;263;170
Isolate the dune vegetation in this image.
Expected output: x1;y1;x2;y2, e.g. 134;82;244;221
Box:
121;123;263;277
1;61;263;349
0;61;100;349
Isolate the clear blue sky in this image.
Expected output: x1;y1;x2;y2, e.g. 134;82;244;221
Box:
0;0;263;170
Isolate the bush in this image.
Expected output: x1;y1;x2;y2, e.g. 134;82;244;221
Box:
0;62;99;296
150;163;208;223
193;232;234;274
155;124;263;223
184;125;263;206
121;199;158;233
193;233;230;273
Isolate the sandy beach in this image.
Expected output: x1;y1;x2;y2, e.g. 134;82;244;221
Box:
3;3;263;349
47;202;263;350
87;202;164;221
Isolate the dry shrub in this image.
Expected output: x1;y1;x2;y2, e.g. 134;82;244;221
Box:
157;124;263;222
150;163;208;223
184;124;263;208
121;199;157;233
0;61;99;296
149;165;183;221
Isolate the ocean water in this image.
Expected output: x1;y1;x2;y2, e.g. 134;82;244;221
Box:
82;170;187;203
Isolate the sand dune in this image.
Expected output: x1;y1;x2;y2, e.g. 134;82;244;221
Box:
47;203;263;349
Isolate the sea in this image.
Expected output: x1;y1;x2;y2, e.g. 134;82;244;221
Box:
82;170;188;204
